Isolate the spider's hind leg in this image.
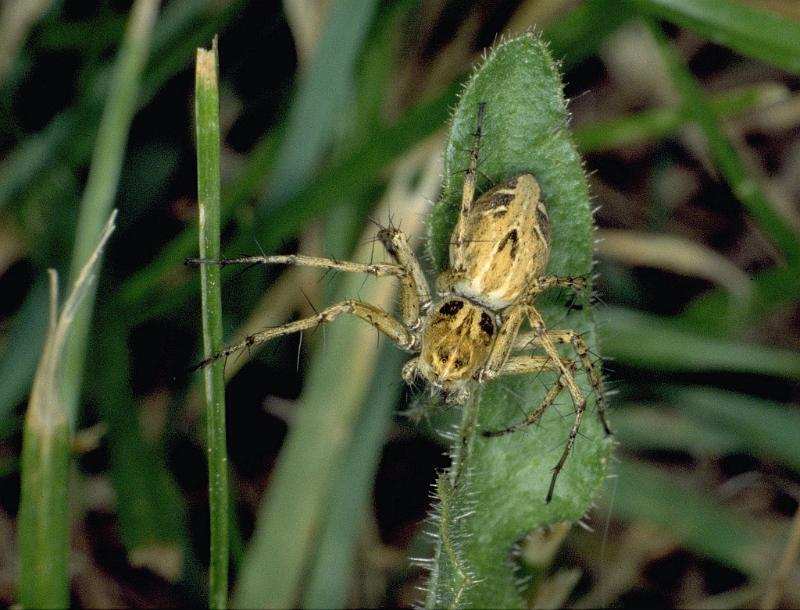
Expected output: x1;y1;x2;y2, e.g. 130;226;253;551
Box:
545;329;611;435
479;359;580;504
481;362;566;437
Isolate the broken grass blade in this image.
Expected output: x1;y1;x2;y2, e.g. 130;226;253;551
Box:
19;211;117;609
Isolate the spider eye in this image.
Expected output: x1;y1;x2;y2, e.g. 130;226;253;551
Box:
438;300;464;316
454;359;465;368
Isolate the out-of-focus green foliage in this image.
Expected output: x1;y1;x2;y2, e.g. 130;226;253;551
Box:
2;0;799;607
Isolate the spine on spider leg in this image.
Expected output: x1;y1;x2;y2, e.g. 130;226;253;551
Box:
422;33;615;608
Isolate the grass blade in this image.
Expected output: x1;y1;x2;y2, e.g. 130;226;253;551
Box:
0;1;241;214
195;39;229;609
19;212;117;608
61;0;160;425
679;265;800;335
87;309;188;581
614;403;743;456
611;460;767;576
0;279;49;427
574;84;776;153
264;0;380;204
647;20;800;266
302;345;406;608
544;0;633;68
629;0;800;74
668;387;800;474
598;307;800;379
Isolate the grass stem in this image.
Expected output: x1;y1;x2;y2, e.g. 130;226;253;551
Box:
195;38;229;609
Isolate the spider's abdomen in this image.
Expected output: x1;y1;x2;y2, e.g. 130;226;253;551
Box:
449;173;551;310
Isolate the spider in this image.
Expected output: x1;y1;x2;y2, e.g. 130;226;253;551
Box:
187;103;611;502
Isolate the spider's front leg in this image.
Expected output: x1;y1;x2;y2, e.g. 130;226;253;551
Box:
187;227;432;332
479;303;527;382
193;300;415;370
186;253;405;279
376;228;431;327
401;357;419;385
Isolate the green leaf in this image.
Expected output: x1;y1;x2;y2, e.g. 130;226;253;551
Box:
647;20;800;267
628;0;800;74
668;387;800;473
425;33;613;608
611;461;767;576
598;306;800;379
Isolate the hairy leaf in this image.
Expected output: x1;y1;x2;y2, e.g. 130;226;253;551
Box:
424;33;613;608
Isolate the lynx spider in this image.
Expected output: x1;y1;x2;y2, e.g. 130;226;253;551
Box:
188;103;611;502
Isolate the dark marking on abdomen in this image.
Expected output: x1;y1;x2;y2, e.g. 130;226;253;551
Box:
536;203;551;244
496;229;519;260
488;192;514;208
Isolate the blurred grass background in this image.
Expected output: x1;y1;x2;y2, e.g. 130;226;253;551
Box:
0;0;799;607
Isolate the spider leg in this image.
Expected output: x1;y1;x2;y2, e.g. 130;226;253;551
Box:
186;253;404;278
188;230;432;333
401;357;419;385
193;300;415;370
377;228;432;326
482;370;565;437
530;275;587;296
545;330;611;435
514;323;610;435
525;306;586;414
480;353;585;503
480;303;527;381
490;354;567;377
545;386;586;503
451;102;485;271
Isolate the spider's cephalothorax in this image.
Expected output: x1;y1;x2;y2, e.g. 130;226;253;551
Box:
187;103;610;502
415;297;496;403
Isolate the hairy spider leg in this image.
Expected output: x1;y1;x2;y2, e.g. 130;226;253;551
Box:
187;227;439;369
452;102;486;270
193;300;416;370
